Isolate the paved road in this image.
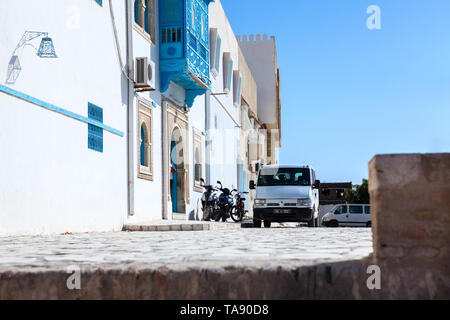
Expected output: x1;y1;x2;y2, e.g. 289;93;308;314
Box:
0;227;373;268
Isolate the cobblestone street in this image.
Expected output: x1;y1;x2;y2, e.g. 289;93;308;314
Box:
0;227;373;268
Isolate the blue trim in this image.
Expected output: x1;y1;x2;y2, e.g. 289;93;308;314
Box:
95;0;103;7
0;85;124;137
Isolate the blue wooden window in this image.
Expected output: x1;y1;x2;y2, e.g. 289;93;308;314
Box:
194;148;201;181
227;59;233;90
140;124;149;166
135;0;151;32
134;0;139;25
234;72;242;106
214;35;221;72
145;2;149;33
94;0;102;7
223;55;233;92
88;103;103;153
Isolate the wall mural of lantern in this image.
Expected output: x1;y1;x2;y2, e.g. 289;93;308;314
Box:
5;31;58;85
6;56;22;85
37;37;57;58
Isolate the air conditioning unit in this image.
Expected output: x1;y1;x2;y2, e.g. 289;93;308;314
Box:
135;57;155;92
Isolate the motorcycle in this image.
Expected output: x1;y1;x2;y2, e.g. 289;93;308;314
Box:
214;181;233;222
200;178;217;221
230;190;249;223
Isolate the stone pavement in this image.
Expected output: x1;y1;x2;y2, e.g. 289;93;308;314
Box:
0;227;373;268
0;227;377;299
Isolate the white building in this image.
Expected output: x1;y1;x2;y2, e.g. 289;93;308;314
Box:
237;34;282;165
0;0;128;235
0;0;281;235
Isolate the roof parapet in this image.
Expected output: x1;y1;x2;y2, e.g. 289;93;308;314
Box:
236;34;275;43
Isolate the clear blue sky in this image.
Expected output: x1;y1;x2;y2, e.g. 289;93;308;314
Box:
222;0;450;184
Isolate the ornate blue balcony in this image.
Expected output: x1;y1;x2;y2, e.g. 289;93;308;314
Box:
160;0;214;107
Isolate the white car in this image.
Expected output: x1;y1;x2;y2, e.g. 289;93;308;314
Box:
249;165;320;228
322;204;371;228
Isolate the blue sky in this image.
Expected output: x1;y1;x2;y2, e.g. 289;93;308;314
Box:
222;0;450;183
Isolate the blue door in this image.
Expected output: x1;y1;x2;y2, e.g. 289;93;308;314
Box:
170;140;178;213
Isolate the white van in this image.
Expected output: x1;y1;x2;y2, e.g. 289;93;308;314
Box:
249;165;320;228
321;204;371;228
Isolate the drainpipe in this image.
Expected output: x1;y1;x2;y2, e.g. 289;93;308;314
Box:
126;0;135;217
205;90;211;185
162;99;168;220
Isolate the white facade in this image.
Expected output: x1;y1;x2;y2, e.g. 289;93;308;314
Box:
237;35;278;125
0;0;280;235
127;0;163;224
0;0;128;235
237;34;282;165
207;0;241;190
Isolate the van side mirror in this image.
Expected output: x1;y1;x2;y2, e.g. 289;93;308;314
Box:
200;178;205;185
313;180;321;189
249;180;256;190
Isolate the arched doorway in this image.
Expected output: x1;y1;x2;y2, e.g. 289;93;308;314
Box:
170;127;185;214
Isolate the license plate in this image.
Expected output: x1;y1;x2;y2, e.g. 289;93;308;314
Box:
274;209;291;214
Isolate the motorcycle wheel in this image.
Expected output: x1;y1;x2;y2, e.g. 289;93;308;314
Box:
203;207;212;221
214;209;222;222
230;206;243;223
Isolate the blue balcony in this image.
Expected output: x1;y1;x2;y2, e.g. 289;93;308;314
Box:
160;0;214;107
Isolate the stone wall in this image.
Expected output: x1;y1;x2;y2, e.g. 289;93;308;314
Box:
369;153;450;299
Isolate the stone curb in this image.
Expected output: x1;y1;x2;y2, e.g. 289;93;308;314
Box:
123;222;241;232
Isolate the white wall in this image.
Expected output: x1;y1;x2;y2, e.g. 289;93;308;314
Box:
126;0;164;224
0;0;128;235
237;35;278;125
207;0;241;192
186;95;206;220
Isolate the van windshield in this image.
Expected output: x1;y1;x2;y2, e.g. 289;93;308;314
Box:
257;168;311;187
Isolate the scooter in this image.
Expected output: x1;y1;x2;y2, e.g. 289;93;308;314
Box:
230;190;249;223
200;178;217;221
214;181;233;222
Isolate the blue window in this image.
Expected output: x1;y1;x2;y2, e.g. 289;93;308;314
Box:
227;59;233;90
233;71;242;107
223;53;233;92
214;35;221;72
134;0;139;24
94;0;102;7
140;124;149;166
88;103;103;153
145;2;149;33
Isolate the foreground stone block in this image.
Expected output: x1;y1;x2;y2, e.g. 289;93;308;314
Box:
369;153;450;298
0;260;379;300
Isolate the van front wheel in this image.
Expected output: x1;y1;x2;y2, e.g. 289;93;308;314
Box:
253;219;262;228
